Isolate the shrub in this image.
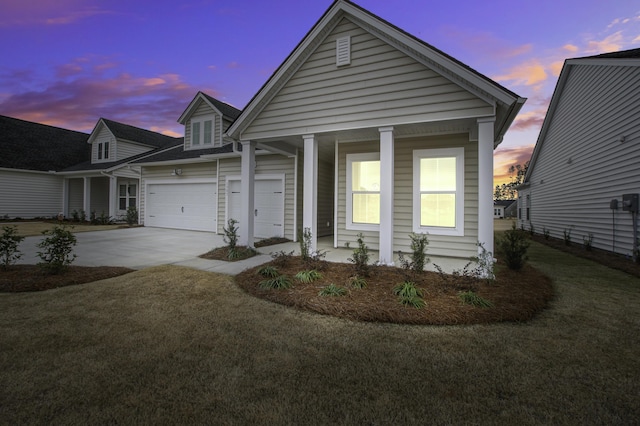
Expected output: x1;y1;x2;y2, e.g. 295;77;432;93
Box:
298;227;327;269
459;291;493;308
258;265;279;278
270;250;294;268
37;225;77;274
223;218;239;251
529;223;535;236
349;276;367;289
126;206;138;226
497;223;529;270
563;228;572;246
319;283;347;296
583;233;594;251
0;226;25;269
542;227;550;240
295;270;322;283
471;242;496;280
347;233;370;277
398;233;429;276
259;275;292;289
393;281;426;309
299;227;312;260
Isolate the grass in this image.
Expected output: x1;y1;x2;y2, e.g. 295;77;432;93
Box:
1;242;639;424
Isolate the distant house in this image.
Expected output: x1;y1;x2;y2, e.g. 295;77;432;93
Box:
0;115;89;219
518;47;640;256
494;200;515;219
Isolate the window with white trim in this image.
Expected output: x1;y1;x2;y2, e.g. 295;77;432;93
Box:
97;141;109;161
118;183;137;211
346;153;380;230
413;147;464;236
191;117;214;148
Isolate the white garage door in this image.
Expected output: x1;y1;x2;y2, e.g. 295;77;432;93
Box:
146;182;217;232
228;178;284;238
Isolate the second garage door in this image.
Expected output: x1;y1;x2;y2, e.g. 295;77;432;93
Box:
146;181;217;232
227;178;284;238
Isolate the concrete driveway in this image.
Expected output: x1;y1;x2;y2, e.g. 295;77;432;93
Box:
17;227;281;275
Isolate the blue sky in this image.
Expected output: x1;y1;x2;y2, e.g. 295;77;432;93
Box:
1;0;639;184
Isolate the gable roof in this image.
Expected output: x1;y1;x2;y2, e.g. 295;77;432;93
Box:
0;115;90;172
523;47;640;183
178;91;242;125
227;0;524;144
130;141;235;166
89;118;181;148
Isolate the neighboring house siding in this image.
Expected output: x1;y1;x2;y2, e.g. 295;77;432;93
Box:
67;178;84;214
116;141;152;161
139;162;218;225
525;63;640;255
336;134;478;259
0;169;62;218
242;18;492;140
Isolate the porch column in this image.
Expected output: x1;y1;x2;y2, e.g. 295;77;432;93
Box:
379;126;394;265
239;140;256;248
83;177;91;221
108;176;117;220
302;134;318;252
477;117;495;258
62;178;69;218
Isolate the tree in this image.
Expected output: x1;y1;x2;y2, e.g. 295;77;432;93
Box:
494;161;529;200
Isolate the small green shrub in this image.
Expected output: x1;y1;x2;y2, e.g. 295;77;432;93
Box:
298;227;327;269
228;246;257;261
0;226;25;269
470;242;495;280
459;291;493;308
37;225;77;274
223;218;239;251
295;270;322;283
347;233;370;277
583;233;594;251
563;228;572;246
393;281;426;309
529;223;535;236
259;275;293;289
398;233;429;279
299;227;312;260
126;206;138;226
258;265;279;278
319;283;347;296
349;276;367;289
542;227;550;240
497;223;530;270
270;250;294;267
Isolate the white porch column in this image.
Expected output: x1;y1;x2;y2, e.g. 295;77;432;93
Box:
477;117;495;257
239;140;256;248
379;126;394;265
83;177;91;221
302;134;318;252
108;176;117;220
62;178;69;218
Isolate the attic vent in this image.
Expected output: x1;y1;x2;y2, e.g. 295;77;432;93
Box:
336;36;351;66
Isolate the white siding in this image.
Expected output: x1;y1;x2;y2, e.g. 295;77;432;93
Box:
242;18;492;140
116;141;151;161
92;127;114;163
0;170;63;218
336;134;477;259
67;178;84;214
185;102;222;149
526;63;640;255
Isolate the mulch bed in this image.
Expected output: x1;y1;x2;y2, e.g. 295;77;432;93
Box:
0;265;134;292
200;238;292;262
530;234;640;278
236;257;554;325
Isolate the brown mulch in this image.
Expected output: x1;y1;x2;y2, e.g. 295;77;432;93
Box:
236;257;554;325
200;238;291;261
530;234;640;278
0;265;134;292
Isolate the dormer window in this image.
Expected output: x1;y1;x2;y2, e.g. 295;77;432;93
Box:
97;141;109;160
190;117;214;148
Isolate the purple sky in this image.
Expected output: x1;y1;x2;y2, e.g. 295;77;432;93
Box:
1;0;639;184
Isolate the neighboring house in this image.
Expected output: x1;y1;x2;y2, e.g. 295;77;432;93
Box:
0;115;90;219
493;200;515;219
227;0;524;265
518;47;640;256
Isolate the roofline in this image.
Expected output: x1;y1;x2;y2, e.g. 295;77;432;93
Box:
0;167;58;175
228;0;523;140
178;91;223;124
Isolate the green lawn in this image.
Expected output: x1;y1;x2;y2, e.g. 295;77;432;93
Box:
1;241;639;424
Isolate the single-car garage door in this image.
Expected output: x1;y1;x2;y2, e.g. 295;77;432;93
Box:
227;178;284;238
146;182;217;232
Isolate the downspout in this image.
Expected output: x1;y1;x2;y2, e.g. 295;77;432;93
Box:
216;158;220;234
293;148;298;242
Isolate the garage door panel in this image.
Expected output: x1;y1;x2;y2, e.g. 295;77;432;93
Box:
147;182;217;232
227;178;284;238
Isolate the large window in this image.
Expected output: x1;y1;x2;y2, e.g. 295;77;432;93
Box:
413;148;464;236
118;183;137;211
346;153;380;230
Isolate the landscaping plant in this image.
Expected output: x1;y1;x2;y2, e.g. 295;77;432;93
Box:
347;233;370;277
126;206;138;226
295;270;322;283
259;275;292;289
583;233;594;251
393;281;426;309
0;225;25;269
459;290;493;308
497;223;530;270
319;283;347;296
36;225;77;274
258;265;279;278
398;233;429;277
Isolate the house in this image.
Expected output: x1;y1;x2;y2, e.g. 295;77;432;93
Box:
493;200;515;219
0;115;182;221
518;47;640;257
0;115;90;219
57;118;182;221
226;0;525;265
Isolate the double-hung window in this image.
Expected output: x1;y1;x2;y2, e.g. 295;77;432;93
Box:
413;148;464;236
118;183;137;211
191;118;214;147
346;153;380;230
97;141;109;161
